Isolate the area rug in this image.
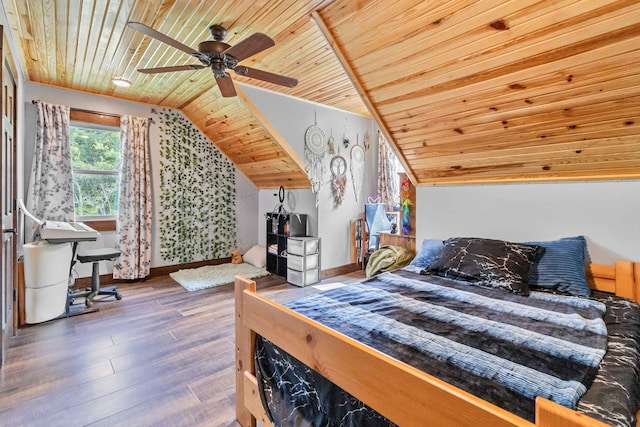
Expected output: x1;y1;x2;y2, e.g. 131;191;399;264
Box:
170;262;270;292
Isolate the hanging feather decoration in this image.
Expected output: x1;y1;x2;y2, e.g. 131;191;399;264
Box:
350;135;364;202
401;199;411;234
330;155;347;207
400;174;412;235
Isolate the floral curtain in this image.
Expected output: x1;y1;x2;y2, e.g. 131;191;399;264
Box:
113;115;152;280
377;131;398;211
26;101;73;239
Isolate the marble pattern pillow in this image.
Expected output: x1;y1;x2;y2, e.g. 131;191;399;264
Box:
423;237;544;295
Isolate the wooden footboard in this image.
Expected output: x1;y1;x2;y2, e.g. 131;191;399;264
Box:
234;278;268;427
235;260;639;427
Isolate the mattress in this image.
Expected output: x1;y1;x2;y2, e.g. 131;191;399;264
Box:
255;267;640;427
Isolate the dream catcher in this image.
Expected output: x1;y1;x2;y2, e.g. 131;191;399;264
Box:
350;134;365;202
304;113;327;207
330;145;347;207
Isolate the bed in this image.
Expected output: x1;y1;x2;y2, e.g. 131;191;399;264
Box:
235;236;640;427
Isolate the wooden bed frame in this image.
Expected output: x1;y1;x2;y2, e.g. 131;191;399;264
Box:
235;260;640;427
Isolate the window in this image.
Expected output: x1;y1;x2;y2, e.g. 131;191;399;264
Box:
69;111;121;222
392;154;404;211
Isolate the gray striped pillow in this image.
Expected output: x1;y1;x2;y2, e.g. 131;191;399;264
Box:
526;236;589;297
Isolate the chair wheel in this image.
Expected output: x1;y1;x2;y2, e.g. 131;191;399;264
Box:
85;298;93;308
116;293;122;300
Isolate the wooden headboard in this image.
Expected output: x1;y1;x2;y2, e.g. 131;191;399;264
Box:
587;260;640;303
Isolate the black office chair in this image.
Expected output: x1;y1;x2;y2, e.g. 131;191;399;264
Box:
74;247;123;307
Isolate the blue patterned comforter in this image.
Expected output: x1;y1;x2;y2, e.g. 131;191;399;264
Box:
255;267;640;426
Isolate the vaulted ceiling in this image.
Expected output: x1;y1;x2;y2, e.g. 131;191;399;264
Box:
4;0;640;188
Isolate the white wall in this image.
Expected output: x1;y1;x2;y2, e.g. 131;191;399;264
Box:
236;172;260;253
22;83;258;277
242;84;375;269
415;181;640;264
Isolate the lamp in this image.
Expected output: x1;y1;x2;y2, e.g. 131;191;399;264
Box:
111;78;132;88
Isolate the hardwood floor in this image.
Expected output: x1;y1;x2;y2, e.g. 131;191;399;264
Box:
0;271;364;427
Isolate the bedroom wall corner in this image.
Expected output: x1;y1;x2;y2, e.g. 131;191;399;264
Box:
235;170;259;253
22;83;258;277
23;82;157;278
241;84;375;270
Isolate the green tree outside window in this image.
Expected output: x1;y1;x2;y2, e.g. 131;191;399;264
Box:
69;125;120;217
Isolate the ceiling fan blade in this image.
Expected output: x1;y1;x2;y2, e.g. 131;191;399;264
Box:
137;65;206;74
215;74;237;97
234;66;298;88
223;33;275;62
128;21;200;56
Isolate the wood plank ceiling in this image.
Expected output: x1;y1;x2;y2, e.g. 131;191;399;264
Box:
4;0;640;187
3;0;364;189
317;0;640;184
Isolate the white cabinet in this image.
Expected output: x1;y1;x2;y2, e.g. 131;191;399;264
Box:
287;236;320;287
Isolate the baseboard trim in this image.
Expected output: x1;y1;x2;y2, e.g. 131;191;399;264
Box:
320;262;361;279
74;257;232;287
76;259;363;288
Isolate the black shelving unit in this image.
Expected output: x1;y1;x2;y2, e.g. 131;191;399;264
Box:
265;213;307;277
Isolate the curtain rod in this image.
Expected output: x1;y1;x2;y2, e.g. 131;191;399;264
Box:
31;100;154;121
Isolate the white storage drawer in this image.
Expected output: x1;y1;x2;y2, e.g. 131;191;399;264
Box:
288;253;319;271
286;237;320;287
287;237;319;256
287;267;320;287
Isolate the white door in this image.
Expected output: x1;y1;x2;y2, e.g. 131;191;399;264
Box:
1;26;17;369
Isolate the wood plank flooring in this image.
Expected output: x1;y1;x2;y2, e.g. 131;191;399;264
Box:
0;271;364;427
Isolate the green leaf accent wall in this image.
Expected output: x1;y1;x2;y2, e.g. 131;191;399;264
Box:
157;109;237;263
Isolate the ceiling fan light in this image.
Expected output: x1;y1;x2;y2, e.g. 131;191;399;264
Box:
112;78;132;88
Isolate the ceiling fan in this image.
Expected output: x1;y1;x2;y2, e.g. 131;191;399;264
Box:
127;22;298;97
